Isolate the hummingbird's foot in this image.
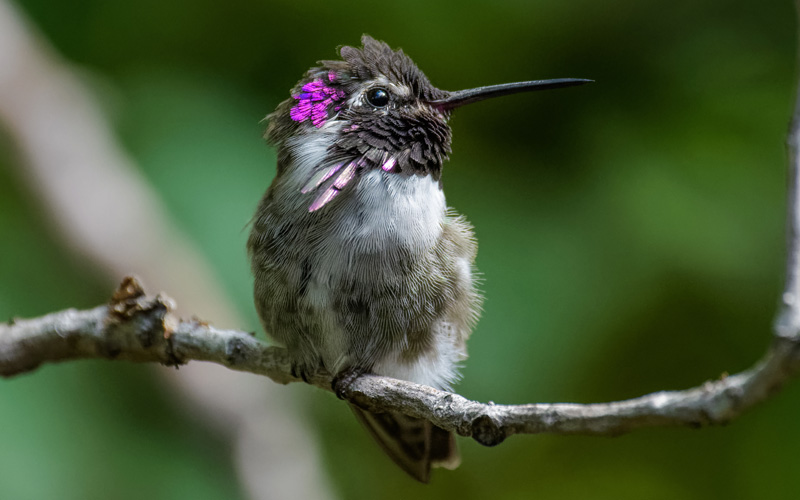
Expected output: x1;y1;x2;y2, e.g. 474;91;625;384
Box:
332;366;365;400
290;361;318;384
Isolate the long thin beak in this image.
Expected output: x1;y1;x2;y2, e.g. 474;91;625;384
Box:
430;78;593;111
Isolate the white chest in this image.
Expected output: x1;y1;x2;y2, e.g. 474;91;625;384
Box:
329;169;446;252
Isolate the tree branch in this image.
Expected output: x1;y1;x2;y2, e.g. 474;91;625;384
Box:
3;276;799;446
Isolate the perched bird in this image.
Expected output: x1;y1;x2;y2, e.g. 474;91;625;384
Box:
248;35;589;482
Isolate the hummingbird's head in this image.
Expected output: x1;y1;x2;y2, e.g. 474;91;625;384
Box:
266;35;590;211
267;35;453;181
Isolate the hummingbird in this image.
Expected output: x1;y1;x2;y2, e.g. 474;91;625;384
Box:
248;35;589;483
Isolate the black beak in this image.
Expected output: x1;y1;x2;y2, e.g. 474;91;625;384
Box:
430;78;593;111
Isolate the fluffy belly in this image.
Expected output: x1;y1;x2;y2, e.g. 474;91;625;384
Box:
252;166;478;389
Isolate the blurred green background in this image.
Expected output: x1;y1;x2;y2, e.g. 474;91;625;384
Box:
1;0;797;498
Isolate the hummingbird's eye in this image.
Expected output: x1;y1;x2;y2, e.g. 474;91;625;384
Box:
366;88;390;108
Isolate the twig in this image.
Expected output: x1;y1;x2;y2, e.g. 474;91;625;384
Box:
776;10;800;342
3;276;799;446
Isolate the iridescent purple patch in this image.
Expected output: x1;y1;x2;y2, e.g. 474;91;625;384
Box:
290;78;346;128
332;162;357;189
381;157;397;172
301;162;343;194
307;161;361;212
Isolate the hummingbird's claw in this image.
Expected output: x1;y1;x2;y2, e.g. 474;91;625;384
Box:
290;361;317;384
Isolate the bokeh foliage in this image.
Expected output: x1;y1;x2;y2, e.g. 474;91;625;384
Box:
1;0;797;498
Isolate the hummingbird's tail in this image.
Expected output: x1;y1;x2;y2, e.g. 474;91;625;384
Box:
349;404;460;483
